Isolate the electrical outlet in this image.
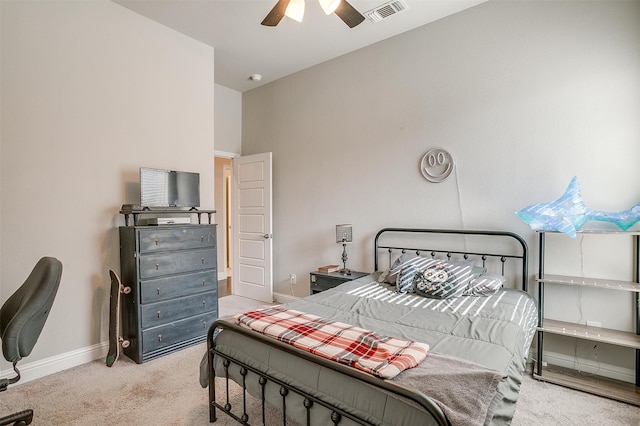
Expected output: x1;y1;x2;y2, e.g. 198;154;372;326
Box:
290;274;296;285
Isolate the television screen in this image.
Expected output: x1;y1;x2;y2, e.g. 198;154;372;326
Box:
140;167;200;208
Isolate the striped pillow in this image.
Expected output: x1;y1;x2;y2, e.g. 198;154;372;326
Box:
378;253;421;285
396;264;419;293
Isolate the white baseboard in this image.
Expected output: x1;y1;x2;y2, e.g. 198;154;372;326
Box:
7;334;633;388
0;291;296;385
273;292;300;304
528;348;635;384
0;342;108;386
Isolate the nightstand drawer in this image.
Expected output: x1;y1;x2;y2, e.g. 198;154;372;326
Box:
310;274;344;292
310;271;368;294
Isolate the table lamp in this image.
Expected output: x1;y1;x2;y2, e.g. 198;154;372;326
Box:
335;224;352;275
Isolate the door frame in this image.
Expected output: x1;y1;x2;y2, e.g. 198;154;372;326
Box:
214;150;239;288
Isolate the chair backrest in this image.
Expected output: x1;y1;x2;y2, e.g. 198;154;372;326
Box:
0;257;62;364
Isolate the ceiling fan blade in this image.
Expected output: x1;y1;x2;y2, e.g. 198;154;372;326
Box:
334;0;365;28
261;0;291;26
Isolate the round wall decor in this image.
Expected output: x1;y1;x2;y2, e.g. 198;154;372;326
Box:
420;148;455;183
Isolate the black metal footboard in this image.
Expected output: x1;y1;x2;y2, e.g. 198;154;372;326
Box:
207;320;451;426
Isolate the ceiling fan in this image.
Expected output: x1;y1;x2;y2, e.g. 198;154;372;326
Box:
261;0;366;28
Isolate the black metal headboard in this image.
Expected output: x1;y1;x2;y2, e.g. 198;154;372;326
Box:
374;228;529;292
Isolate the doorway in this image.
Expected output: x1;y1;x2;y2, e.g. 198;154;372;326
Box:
214;153;237;297
224;164;232;277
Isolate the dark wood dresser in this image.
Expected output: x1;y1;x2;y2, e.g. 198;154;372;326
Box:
119;224;218;363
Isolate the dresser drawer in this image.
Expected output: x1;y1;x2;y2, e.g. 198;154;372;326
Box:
139;248;216;279
138;227;216;253
140;270;215;303
142;312;216;354
140;292;217;328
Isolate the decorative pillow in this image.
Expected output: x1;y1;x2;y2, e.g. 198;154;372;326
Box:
463;273;506;296
396;264;419;294
471;265;487;279
377;269;392;284
413;259;475;299
378;253;424;284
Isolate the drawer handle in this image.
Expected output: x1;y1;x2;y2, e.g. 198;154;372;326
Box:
158;334;162;342
155;263;159;270
201;236;205;242
203;321;207;328
201;258;205;264
157;288;160;295
155;239;159;246
202;280;206;286
157;311;161;318
202;300;206;307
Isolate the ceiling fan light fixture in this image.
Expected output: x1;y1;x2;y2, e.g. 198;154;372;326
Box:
261;0;363;28
285;0;305;22
319;0;341;15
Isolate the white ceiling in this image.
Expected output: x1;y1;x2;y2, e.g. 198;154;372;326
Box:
114;0;486;92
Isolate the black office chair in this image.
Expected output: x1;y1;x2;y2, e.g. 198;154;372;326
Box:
0;257;62;426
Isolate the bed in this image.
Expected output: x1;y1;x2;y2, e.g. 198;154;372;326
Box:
203;228;537;426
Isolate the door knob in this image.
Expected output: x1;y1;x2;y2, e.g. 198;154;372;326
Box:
263;234;272;239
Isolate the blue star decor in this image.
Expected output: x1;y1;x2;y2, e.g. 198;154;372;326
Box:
516;177;640;238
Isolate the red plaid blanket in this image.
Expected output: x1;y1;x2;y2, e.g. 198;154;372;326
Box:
235;306;429;379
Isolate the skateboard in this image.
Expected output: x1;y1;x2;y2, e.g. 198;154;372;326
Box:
106;270;131;367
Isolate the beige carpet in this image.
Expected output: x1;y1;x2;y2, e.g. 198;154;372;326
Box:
0;295;638;425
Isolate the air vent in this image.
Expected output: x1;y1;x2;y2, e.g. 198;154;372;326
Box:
364;0;409;23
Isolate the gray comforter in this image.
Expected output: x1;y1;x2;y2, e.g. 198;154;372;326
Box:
205;274;537;425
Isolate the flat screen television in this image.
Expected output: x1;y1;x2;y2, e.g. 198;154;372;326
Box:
140;167;200;208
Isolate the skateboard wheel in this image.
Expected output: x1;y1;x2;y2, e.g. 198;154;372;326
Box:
121;340;130;348
122;286;131;294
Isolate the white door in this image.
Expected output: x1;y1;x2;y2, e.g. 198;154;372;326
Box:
232;152;273;302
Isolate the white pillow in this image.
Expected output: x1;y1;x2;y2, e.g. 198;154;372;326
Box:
463;274;506;296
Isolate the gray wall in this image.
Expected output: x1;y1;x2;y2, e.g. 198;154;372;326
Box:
215;84;242;155
214;84;242;275
0;0;215;378
242;1;640;381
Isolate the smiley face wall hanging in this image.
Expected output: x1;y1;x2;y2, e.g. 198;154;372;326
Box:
420;148;455;183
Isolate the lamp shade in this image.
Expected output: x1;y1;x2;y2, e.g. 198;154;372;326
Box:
319;0;341;15
285;0;305;22
336;224;352;244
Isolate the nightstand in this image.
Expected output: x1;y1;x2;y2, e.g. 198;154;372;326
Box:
309;271;368;294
